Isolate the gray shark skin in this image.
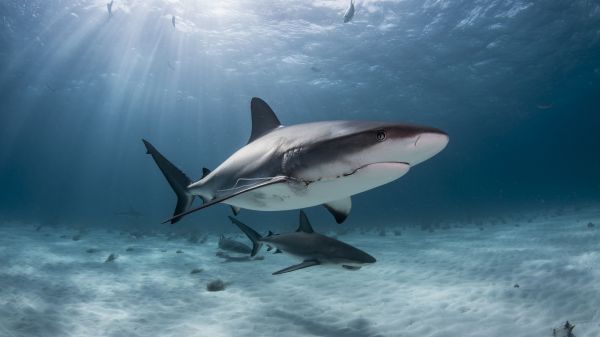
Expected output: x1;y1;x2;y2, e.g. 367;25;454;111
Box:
229;211;376;275
218;235;252;254
143;97;448;224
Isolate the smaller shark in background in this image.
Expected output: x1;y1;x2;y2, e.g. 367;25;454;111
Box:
107;1;113;18
229;211;376;275
344;0;355;23
171;15;176;28
218;235;252;254
114;205;142;218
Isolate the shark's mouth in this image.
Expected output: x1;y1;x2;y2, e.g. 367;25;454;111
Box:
341;161;411;178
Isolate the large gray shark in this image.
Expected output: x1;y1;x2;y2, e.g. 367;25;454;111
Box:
143;97;448;224
230;211;376;275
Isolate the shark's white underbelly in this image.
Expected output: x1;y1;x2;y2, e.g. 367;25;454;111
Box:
225;162;410;211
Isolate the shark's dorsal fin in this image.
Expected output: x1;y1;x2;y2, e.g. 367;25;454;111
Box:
202;167;211;178
297;211;314;233
248;97;281;143
323;197;352;224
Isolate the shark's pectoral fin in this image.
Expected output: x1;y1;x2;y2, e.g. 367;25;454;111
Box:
162;176;289;224
230;206;241;216
323;197;352;224
273;260;320;275
342;265;361;270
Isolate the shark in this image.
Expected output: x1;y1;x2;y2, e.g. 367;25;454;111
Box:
142;97;448;224
230;211;376;275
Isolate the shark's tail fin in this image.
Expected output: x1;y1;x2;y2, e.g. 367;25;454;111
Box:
142;139;194;224
228;216;262;257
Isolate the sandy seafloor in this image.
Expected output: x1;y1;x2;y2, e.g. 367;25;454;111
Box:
1;206;599;337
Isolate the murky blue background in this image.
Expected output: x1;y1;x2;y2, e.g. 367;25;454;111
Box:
1;0;599;231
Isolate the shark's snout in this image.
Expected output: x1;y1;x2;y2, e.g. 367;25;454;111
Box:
410;130;449;165
363;254;376;264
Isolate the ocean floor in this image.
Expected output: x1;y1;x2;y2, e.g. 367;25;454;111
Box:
1;207;600;337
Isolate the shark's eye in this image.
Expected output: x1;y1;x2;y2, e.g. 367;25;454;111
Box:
376;130;386;142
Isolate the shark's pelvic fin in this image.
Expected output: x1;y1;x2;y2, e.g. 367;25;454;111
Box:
297;211;315;233
323;197;352;224
142;139;194;224
163;176;289;224
228;216;263;257
273;260;320;275
248;97;281;143
230;206;241;216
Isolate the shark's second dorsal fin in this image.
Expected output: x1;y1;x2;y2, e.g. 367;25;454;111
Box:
248;97;281;143
297;211;314;233
202;167;211;178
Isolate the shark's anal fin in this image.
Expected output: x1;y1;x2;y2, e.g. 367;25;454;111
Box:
248;97;281;143
272;260;320;275
323;197;352;224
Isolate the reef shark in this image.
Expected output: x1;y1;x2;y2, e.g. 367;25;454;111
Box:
143;97;448;224
230;211;376;275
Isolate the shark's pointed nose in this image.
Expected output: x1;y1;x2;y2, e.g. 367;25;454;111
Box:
412;129;449;165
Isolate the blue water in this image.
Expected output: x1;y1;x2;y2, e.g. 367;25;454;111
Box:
1;1;600;336
1;0;599;230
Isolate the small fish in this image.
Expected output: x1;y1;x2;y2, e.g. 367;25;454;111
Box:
171;15;176;28
107;1;113;18
105;253;118;263
114;205;142;218
45;83;57;93
343;0;355;23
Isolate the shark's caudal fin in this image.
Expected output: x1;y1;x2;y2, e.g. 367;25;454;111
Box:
142;139;194;224
228;216;263;257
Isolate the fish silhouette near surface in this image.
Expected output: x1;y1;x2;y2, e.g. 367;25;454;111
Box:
344;0;355;23
107;1;113;18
